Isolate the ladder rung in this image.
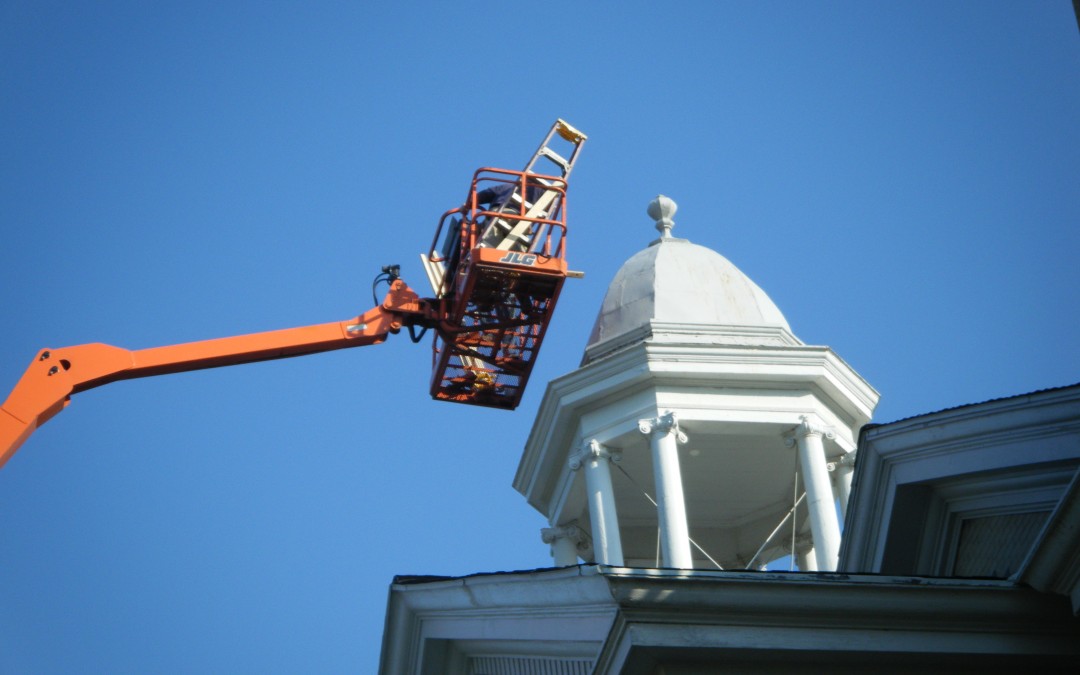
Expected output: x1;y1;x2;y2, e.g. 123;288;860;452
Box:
509;192;534;211
538;147;570;172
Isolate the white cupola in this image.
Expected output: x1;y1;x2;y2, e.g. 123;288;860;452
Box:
584;194;798;365
515;196;879;571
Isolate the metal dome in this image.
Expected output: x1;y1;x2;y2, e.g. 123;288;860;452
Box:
585;196;795;360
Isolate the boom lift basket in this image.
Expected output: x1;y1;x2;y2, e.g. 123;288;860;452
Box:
427;168;570;409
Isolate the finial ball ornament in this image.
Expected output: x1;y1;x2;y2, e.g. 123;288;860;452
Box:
647;195;677;237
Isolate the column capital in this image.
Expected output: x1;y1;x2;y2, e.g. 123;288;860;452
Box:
827;450;857;472
541;524;586;546
796;414;835;439
542;524;591;566
783;415;836;447
638;410;688;444
569;439;621;471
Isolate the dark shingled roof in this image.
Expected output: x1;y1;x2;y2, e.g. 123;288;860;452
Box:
875;382;1080;428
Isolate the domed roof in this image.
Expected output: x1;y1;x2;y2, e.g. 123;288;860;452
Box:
584;196;796;362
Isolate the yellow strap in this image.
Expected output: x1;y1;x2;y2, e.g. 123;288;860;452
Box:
555;119;587;143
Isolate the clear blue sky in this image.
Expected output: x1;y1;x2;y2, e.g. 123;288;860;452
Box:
2;1;1078;672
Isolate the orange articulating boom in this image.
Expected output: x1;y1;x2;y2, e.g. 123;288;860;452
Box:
0;119;586;469
0;280;431;469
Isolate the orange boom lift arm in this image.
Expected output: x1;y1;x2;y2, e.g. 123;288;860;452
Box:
0;279;431;469
0;119;587;470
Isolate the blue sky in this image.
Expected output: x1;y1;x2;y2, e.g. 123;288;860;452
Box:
2;1;1078;672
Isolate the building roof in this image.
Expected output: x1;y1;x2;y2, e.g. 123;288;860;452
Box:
380;564;1080;674
870;381;1080;428
840;382;1080;604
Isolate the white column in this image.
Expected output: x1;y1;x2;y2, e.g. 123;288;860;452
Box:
638;411;693;569
789;415;841;571
828;451;857;520
796;535;818;572
569;440;624;566
541;525;585;567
